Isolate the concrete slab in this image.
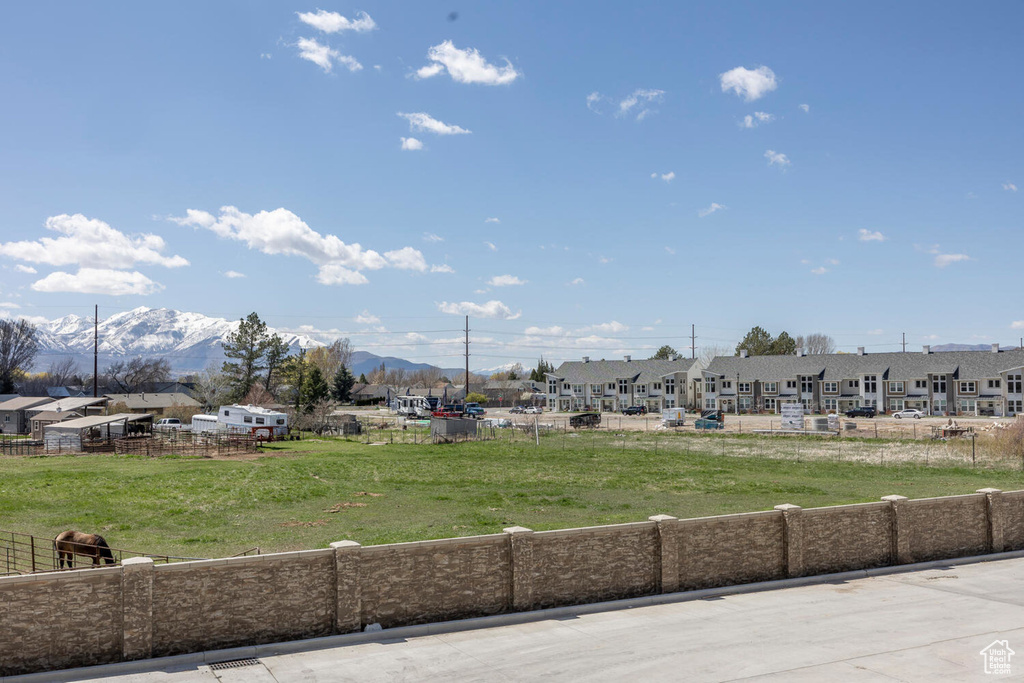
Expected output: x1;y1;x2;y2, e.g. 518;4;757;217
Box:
18;557;1024;682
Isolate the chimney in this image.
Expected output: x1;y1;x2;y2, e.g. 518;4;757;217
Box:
795;347;804;357
668;354;677;362
992;343;1000;353
582;356;590;363
922;345;930;355
739;349;748;358
624;355;631;362
857;347;865;356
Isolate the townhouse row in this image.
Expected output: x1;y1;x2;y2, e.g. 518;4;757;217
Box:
546;345;1024;417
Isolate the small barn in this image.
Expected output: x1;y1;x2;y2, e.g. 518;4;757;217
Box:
43;413;153;452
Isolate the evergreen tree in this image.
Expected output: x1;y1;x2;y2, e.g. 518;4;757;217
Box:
529;356;555;382
263;334;290;394
651;345;679;360
222;312;270;400
302;366;330;410
358;372;368;384
332;364;355;402
770;331;797;356
735;326;775;356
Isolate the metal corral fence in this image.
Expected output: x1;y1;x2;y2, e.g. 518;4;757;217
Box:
0;529;262;576
114;432;261;457
0;434;120;455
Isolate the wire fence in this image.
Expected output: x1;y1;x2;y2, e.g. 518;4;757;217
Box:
0;529;261;576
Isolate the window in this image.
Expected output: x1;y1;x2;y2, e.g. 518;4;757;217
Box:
959;381;976;394
1009;400;1023;416
619;379;630;394
721;380;732;390
243;416;253;423
705;377;716;393
801;399;812;410
959;398;977;413
704;398;717;410
653;382;661;391
888;381;904;394
1010;374;1023;394
988;379;1002;389
915;380;927;389
548;380;557;394
786;380;797;389
591;384;603;395
738;382;751;394
739;397;752;410
864;375;877;393
932;376;946;394
763;382;778;394
563;383;571;391
255;417;265;425
608;382;615;390
762;397;776;411
635;384;648;396
665;378;675;395
223;410;230;416
933;398;947;414
823;398;837;411
801;378;814;393
572;384;584;394
2;415;8;422
864;398;877;408
889;398;905;411
823;382;838;393
276;419;285;425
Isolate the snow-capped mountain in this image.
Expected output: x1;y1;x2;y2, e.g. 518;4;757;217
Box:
36;307;322;374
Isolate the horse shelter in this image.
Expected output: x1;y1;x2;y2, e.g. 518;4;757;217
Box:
42;413;153;453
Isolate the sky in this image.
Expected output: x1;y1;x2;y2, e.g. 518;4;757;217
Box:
0;1;1022;371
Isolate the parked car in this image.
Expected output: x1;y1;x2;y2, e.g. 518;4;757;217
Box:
154;418;183;431
509;405;525;414
464;402;485;418
524;406;543;414
844;406;877;418
892;408;925;419
622;406;647;416
569;412;601;429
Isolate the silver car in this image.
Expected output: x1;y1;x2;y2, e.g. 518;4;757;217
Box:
892;408;924;419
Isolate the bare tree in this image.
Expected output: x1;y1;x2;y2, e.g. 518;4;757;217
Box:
409;367;444;388
306;339;350;381
0;319;39;393
382;368;409;397
192;364;231;412
698;344;733;365
47;356;81;386
105;356;172;393
796;333;836;355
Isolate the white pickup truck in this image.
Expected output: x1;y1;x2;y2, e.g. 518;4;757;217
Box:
154;418;184;431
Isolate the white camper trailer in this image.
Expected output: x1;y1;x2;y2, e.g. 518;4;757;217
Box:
191;414;220;434
395;395;433;418
217;404;289;439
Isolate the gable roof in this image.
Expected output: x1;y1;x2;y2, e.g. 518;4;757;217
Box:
0;396;54;411
26;396;110;415
549;357;698;385
104;392;200;409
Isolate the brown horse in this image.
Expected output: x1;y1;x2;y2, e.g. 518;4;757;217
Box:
53;530;116;569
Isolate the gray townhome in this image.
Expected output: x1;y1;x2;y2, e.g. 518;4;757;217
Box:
702;344;1024;417
546;355;702;413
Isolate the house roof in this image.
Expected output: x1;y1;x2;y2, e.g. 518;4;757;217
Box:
705;348;1024;382
548;357;698;385
0;396;54;411
104;392;200;409
31;410;82;422
27;396;110;415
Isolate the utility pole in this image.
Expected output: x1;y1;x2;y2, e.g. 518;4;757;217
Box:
93;304;99;398
902;332;906;353
464;315;470;397
691;324;696;359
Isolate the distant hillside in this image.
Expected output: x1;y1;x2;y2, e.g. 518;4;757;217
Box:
349;351;464;379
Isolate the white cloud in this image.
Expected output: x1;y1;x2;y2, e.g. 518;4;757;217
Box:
484;241;498;251
487;274;527;287
485;217;500;223
664;246;675;255
1012;321;1024;330
260;53;272;60
31;268;163;296
525;325;565;336
172;206;425;285
582;321;628;334
430;264;455;274
355;311;380;324
764;149;791;168
586;91;603;113
423;232;444;243
397;112;470;136
297;9;377;33
0;301;19;308
295;37;362;73
618;89;664;120
810;266;827;275
437;300;521;319
651;171;675;182
1004;182;1018;192
799;104;810;113
316;265;369;285
14;265;36;274
384;246;428;272
415;40;520;85
867;329;884;335
598;256;612;264
568;277;584;286
223;270;245;278
826;258;840;266
740;111;774;129
934;253;971;268
858;229;886;242
401;137;423;151
720;66;778;101
0;213;188;270
698;202;726;217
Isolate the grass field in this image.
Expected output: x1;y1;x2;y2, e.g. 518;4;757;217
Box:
2;429;1023;560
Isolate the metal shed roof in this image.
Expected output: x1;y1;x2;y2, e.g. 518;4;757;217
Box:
44;413;153;433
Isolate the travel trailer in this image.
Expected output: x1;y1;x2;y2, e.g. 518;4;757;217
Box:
395;395;433;418
216;404;289;439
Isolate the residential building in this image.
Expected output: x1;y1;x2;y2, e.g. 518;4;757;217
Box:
0;396;54;435
545;355;702;413
103;392;200;415
702;345;1024;416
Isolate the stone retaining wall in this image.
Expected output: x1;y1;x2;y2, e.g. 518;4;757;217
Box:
0;488;1017;676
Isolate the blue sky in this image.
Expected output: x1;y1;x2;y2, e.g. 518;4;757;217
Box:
0;1;1022;369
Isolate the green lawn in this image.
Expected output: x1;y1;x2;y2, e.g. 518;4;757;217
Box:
1;430;1022;559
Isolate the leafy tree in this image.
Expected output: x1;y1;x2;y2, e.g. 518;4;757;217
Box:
306;339;352;380
332;364;355;403
735;326;775;357
0;318;39;393
222;312;270;400
651;345;679;360
770;331;797;356
465;392;487;404
105;356;172;393
263;334;290;394
301;367;330;409
529;357;555;382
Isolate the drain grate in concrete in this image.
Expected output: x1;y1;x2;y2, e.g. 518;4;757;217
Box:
209;658;261;670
